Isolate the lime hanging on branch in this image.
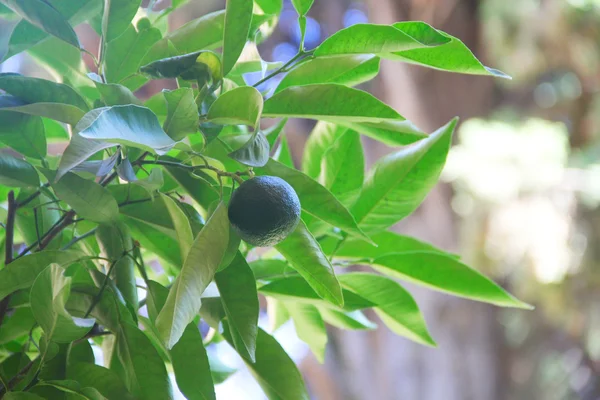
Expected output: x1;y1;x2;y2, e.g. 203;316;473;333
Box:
228;176;301;247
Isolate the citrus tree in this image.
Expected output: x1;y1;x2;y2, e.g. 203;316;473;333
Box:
0;1;531;399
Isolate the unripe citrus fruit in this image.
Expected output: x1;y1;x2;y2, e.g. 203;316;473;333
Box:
228;176;301;247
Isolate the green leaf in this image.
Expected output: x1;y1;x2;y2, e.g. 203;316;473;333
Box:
291;0;314;16
274;221;343;306
0;250;83;300
140;50;222;81
146;281;216;400
321;231;451;259
351;118;456;233
225;327;309;400
263;84;426;146
319;129;364;207
276;55;380;93
116;321;174;400
0;154;39;187
207;86;263;129
104;22;162;86
222;0;253;76
372;253;533;309
286;303;327;362
314;23;449;57
151;10;225;56
259;276;374;311
163;88;199;141
273;133;294;168
338;273;435;346
3;0;80;49
67;363;136;400
30;264;95;343
160;193;194;264
228;130;269;167
163;160;220;211
0;73;89;111
28;36;90;88
265;118;287;148
301;122;343;179
250;259;296;281
4;393;46;399
215;253;259;362
0;307;36;344
256;159;370;242
42;169;119;223
0;109;46;159
267;297;290;331
0;102;86;125
255;0;282;14
33;380;105;400
77;105;177;154
127;218;182;268
57;109;116;180
389;22;510;78
102;0;141;42
2;0;100;61
319;309;377;331
96;221;138;312
155;202;229;348
208;353;236;384
93;81;143;106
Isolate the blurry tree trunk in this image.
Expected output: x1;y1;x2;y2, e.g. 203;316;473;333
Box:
303;1;509;399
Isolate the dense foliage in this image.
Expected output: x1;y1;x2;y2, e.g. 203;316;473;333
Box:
0;0;531;399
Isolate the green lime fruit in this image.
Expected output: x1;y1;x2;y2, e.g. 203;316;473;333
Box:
228;176;301;247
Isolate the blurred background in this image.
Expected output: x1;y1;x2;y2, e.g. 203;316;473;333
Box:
3;0;600;399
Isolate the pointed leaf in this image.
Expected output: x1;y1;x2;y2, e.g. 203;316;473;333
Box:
351;118;456;233
372;253;533;309
163;88;199;141
259;275;374;311
0;102;86;125
3;0;80;49
155;203;230;348
116;321;174;400
33;380;105;400
222;0;253;76
256;159;370;242
0;250;83;300
319;129;364;206
30;264;95;343
276;55;380;93
228;130;270;167
339;273;435;346
314;23;449;57
320;231;451;259
0;73;89;111
291;0;314;16
102;0;141;42
78;105;177;154
319;309;377;331
160;194;194;263
215;253;259;362
67;363;136;400
207;86;263;129
0;154;39;187
274;221;343;306
225;327;310;400
250;259;297;281
263;84;426;146
389;22;510;78
43;169;119;223
287;303;327;362
146;281;216;400
104;22;162;86
94;81;143;106
302;122;346;179
0;109;46;159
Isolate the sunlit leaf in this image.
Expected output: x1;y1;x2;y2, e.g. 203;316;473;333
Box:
222;0;253;75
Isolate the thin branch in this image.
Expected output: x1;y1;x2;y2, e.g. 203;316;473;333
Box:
61;228;97;250
84;258;119;318
252;51;311;88
0;191;17;329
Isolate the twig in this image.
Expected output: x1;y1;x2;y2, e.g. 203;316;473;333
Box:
252;51;311;88
84;258;119;318
0;191;17;329
61;228;97;250
17;183;49;208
